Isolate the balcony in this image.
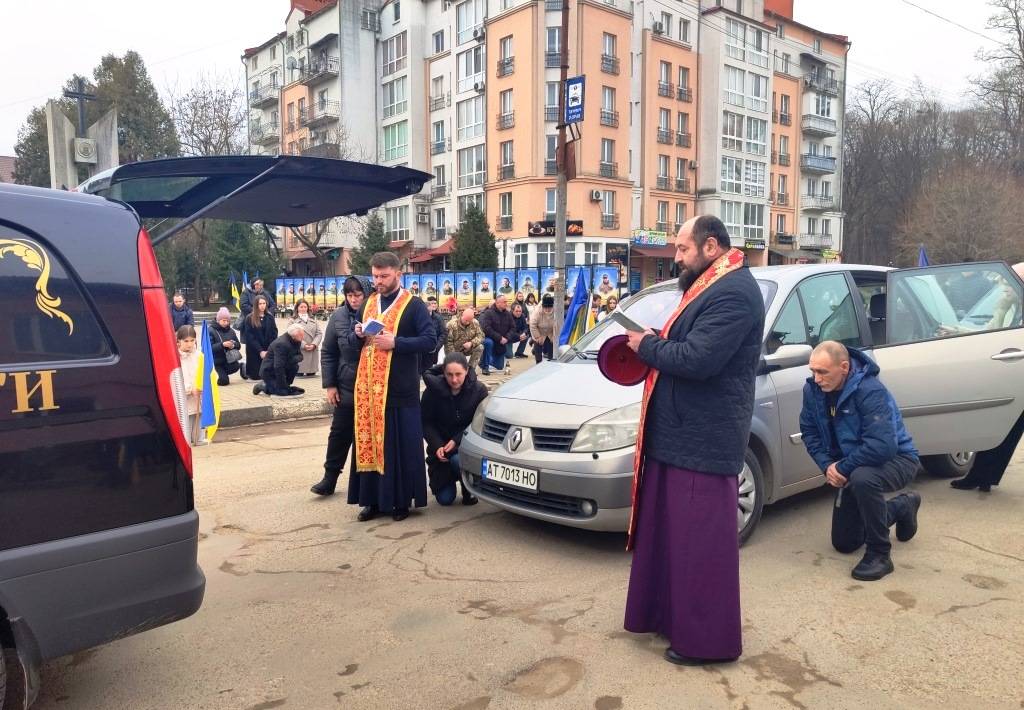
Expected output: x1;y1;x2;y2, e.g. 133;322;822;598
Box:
433;227;448;240
600;109;619;128
657;81;674;98
599;161;618;178
800;154;837;174
497;163;515;180
544;159;557;175
497;215;513;230
497;57;514;77
251;122;280;146
430;93;451;111
545;52;561;68
301;141;341;159
674;178;691;193
496;112;514;130
656;128;673;144
773;191;790;206
544;105;560;122
676;132;691;148
301;100;341;128
249;84;279;109
804;74;840;96
545;0;561;9
601;213;619;229
778;152;791;167
802;113;837;136
772;111;792;126
601;54;620;75
430;138;450;155
801;194;835;211
774;231;796;246
655;221;669;232
431;184;450;199
677;87;693;103
773;56;795;77
799;233;834;249
300;56;340;84
656;176;670;191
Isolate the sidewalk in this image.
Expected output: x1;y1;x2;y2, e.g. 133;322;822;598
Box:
218;325;542;428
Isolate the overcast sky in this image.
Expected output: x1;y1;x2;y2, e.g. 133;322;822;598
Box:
0;0;1001;156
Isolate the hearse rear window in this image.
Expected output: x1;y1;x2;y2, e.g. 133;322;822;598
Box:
0;229;112;365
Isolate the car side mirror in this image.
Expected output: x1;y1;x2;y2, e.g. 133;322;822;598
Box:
762;343;813;372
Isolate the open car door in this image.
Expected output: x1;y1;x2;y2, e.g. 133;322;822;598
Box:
78;155;432;242
871;262;1024;455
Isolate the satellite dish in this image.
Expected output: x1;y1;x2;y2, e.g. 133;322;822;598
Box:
287;57;297;70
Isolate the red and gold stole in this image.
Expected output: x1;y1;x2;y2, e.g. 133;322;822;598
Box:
627;248;746;550
354;288;414;473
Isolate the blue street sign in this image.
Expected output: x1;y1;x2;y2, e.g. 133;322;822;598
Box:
564;76;585;124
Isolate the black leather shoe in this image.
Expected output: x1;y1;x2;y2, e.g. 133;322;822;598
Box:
951;476;990;492
392;508;409;521
310;473;339;496
895;492;921;542
851;554;894;581
462;491;478;506
664;648;738;666
357;506;378;522
252;383;264;395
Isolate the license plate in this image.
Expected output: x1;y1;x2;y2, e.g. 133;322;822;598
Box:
481;458;538;492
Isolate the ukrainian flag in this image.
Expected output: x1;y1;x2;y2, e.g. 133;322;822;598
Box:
559;269;596;346
196;320;221;442
229;272;241;311
242;270;251;290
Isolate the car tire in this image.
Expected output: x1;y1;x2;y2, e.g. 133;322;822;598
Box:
738;449;765;546
922;451;975;478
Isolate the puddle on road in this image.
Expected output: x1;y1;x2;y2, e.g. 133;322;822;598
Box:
505;657;584;700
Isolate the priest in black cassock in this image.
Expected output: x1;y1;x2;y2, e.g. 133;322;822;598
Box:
349;252;436;522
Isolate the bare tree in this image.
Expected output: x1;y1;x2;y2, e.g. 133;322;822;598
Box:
167;73;246;157
973;0;1024;173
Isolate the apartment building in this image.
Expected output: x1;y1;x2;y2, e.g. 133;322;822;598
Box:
244;0;848;281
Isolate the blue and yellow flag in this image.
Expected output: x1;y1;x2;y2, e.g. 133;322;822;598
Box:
229;272;241;311
242;270;251;290
559;269;595;346
196;320;221;442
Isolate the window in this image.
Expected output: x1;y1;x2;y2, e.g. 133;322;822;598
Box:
382;77;408;118
678;66;690;90
747;73;768;112
385;205;409;240
382;32;408;76
776;213;786;233
545;188;556;216
537;242;554;267
822;181;832;198
823;144;834;158
499;140;513;166
297;97;306;121
432;76;445;100
545;81;559;110
287;102;295;129
744;160;766;197
726;18;746;61
772;274;861;350
659;108;671;130
584;243;601;264
779;134;789;156
721;157;742;193
806;178;818;196
546;135;557;161
815;93;833;118
433;120;446;144
722;111;743;151
823;218;832;235
433;30;445;54
393;0;401;21
456;96;484;140
657;201;669;225
271;46;276;60
659;61;671;84
724;66;745;107
679;18;691;43
807;217;819;234
499;89;513;115
602;86;615;111
252;55;259;71
601;190;615;215
779;93;791;116
514;243;529;268
603;32;616;57
776;23;785;39
777;173;787;195
383;121;408;161
499;191;512;217
660;12;673;33
749;28;769;68
677;112;689;136
546;27;561;54
434;208;446;231
745;117;767;156
433;164;447;186
456;0;485;45
658;154;670;179
721;200;742;237
676;157;686;178
458;145;486;187
458;193;484;220
456;46;484;92
601;138;615;163
675;202;687;227
813;38;822;53
743;203;764;240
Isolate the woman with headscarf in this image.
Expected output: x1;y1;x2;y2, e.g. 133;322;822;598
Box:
241;295;277;382
289;299;323;377
209;307;242;385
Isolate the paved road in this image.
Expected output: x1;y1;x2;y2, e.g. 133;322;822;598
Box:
35;419;1024;709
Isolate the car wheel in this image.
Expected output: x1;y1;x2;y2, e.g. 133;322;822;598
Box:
922;451;975;478
738;449;765;546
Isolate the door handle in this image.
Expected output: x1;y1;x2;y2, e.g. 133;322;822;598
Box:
991;349;1024;362
789;433;803;444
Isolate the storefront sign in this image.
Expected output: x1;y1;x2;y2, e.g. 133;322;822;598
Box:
631;229;667;246
743;239;767;250
822;249;839;260
527;220;584;237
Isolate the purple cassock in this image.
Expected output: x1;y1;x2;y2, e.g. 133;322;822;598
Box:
623;460;742;660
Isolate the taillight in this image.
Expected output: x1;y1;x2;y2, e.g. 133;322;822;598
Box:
138;227;194;478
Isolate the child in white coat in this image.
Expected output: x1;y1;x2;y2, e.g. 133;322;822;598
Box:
177;325;206;446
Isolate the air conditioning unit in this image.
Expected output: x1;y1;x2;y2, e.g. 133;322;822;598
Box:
73;138;98;165
416;204;429;215
652;21;664;35
416;213;430;224
473;27;485;40
473;81;486;92
589;189;603;202
688;159;699;170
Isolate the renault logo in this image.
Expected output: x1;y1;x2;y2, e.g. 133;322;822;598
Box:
505;428;523;454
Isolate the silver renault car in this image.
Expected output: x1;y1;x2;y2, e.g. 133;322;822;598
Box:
460;261;1024;543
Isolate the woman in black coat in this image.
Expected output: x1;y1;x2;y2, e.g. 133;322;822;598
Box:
311;276;370;495
209;307;241;385
240;295;277;381
421;352;489;505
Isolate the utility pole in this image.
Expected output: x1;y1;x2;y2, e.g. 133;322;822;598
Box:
553;0;571;342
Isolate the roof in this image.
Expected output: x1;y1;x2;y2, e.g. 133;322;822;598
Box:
300;0;338;23
700;5;775;31
631;244;676;259
763;9;851;46
0;156;15;183
389;240;415;250
408;238;454;263
242;32;286;58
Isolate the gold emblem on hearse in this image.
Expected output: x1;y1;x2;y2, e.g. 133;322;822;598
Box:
0;237;74;335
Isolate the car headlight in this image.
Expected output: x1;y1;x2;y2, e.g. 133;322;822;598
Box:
570;402;642;453
470;395;491;435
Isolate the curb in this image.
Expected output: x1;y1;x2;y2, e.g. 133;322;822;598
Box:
220;398;332;428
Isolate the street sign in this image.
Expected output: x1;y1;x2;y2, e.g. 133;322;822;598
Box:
564;76;585;124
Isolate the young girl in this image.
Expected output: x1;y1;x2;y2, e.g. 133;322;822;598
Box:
177;325;206;446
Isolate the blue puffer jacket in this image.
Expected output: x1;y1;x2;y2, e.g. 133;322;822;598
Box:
799;348;919;476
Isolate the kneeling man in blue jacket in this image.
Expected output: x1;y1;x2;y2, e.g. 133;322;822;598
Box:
800;341;922;581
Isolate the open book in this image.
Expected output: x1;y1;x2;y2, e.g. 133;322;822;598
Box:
608;310;647;333
362;318;386;336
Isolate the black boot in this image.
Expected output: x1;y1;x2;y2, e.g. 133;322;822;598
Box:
851;553;894;581
392;507;409;521
357;506;378;522
252;382;264;395
310;471;340;496
951;475;990;492
460;482;478;506
895;492;921;542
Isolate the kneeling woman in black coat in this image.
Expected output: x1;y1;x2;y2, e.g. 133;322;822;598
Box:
421;352;489;505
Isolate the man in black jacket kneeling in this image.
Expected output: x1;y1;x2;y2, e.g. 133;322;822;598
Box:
254;324;305;397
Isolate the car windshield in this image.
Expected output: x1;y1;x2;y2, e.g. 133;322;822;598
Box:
559;279;777;361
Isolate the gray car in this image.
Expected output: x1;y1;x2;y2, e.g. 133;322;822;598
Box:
460;261;1024;543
